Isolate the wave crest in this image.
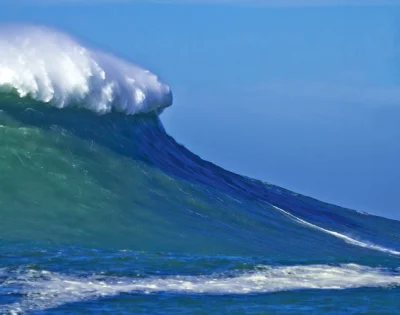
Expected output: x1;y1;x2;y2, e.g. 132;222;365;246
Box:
0;25;173;115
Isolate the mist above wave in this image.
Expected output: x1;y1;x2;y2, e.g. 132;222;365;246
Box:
0;25;172;115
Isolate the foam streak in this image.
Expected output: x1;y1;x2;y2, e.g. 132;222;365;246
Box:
270;204;400;256
2;264;399;313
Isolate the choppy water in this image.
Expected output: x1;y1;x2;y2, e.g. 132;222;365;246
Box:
0;26;399;314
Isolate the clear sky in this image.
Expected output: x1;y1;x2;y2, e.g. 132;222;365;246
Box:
2;1;400;219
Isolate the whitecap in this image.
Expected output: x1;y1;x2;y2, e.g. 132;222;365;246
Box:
0;25;172;115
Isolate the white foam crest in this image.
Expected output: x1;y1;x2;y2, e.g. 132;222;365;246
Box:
2;264;399;313
0;25;172;115
270;204;400;256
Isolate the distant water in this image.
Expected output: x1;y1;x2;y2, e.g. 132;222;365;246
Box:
0;26;399;315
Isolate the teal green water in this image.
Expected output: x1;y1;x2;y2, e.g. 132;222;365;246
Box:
1;95;400;314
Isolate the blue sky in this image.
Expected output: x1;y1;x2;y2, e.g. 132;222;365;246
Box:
2;1;400;219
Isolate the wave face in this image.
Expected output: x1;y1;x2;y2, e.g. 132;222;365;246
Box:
0;27;400;314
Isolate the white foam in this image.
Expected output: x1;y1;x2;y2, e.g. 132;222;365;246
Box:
2;264;399;313
270;204;400;256
0;25;172;115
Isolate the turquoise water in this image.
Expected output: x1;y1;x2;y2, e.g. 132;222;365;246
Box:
0;95;400;314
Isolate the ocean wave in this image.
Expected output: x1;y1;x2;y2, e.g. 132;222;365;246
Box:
0;25;172;115
2;264;399;313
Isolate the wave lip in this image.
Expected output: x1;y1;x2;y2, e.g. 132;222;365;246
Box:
0;25;172;115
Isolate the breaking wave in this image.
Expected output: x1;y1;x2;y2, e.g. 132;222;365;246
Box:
1;25;400;315
0;25;172;115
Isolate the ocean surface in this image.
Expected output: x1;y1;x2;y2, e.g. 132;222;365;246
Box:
1;26;400;315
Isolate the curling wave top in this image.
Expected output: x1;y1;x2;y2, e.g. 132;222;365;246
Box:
0;25;173;115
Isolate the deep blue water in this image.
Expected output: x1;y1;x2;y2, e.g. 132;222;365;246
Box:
0;97;400;314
